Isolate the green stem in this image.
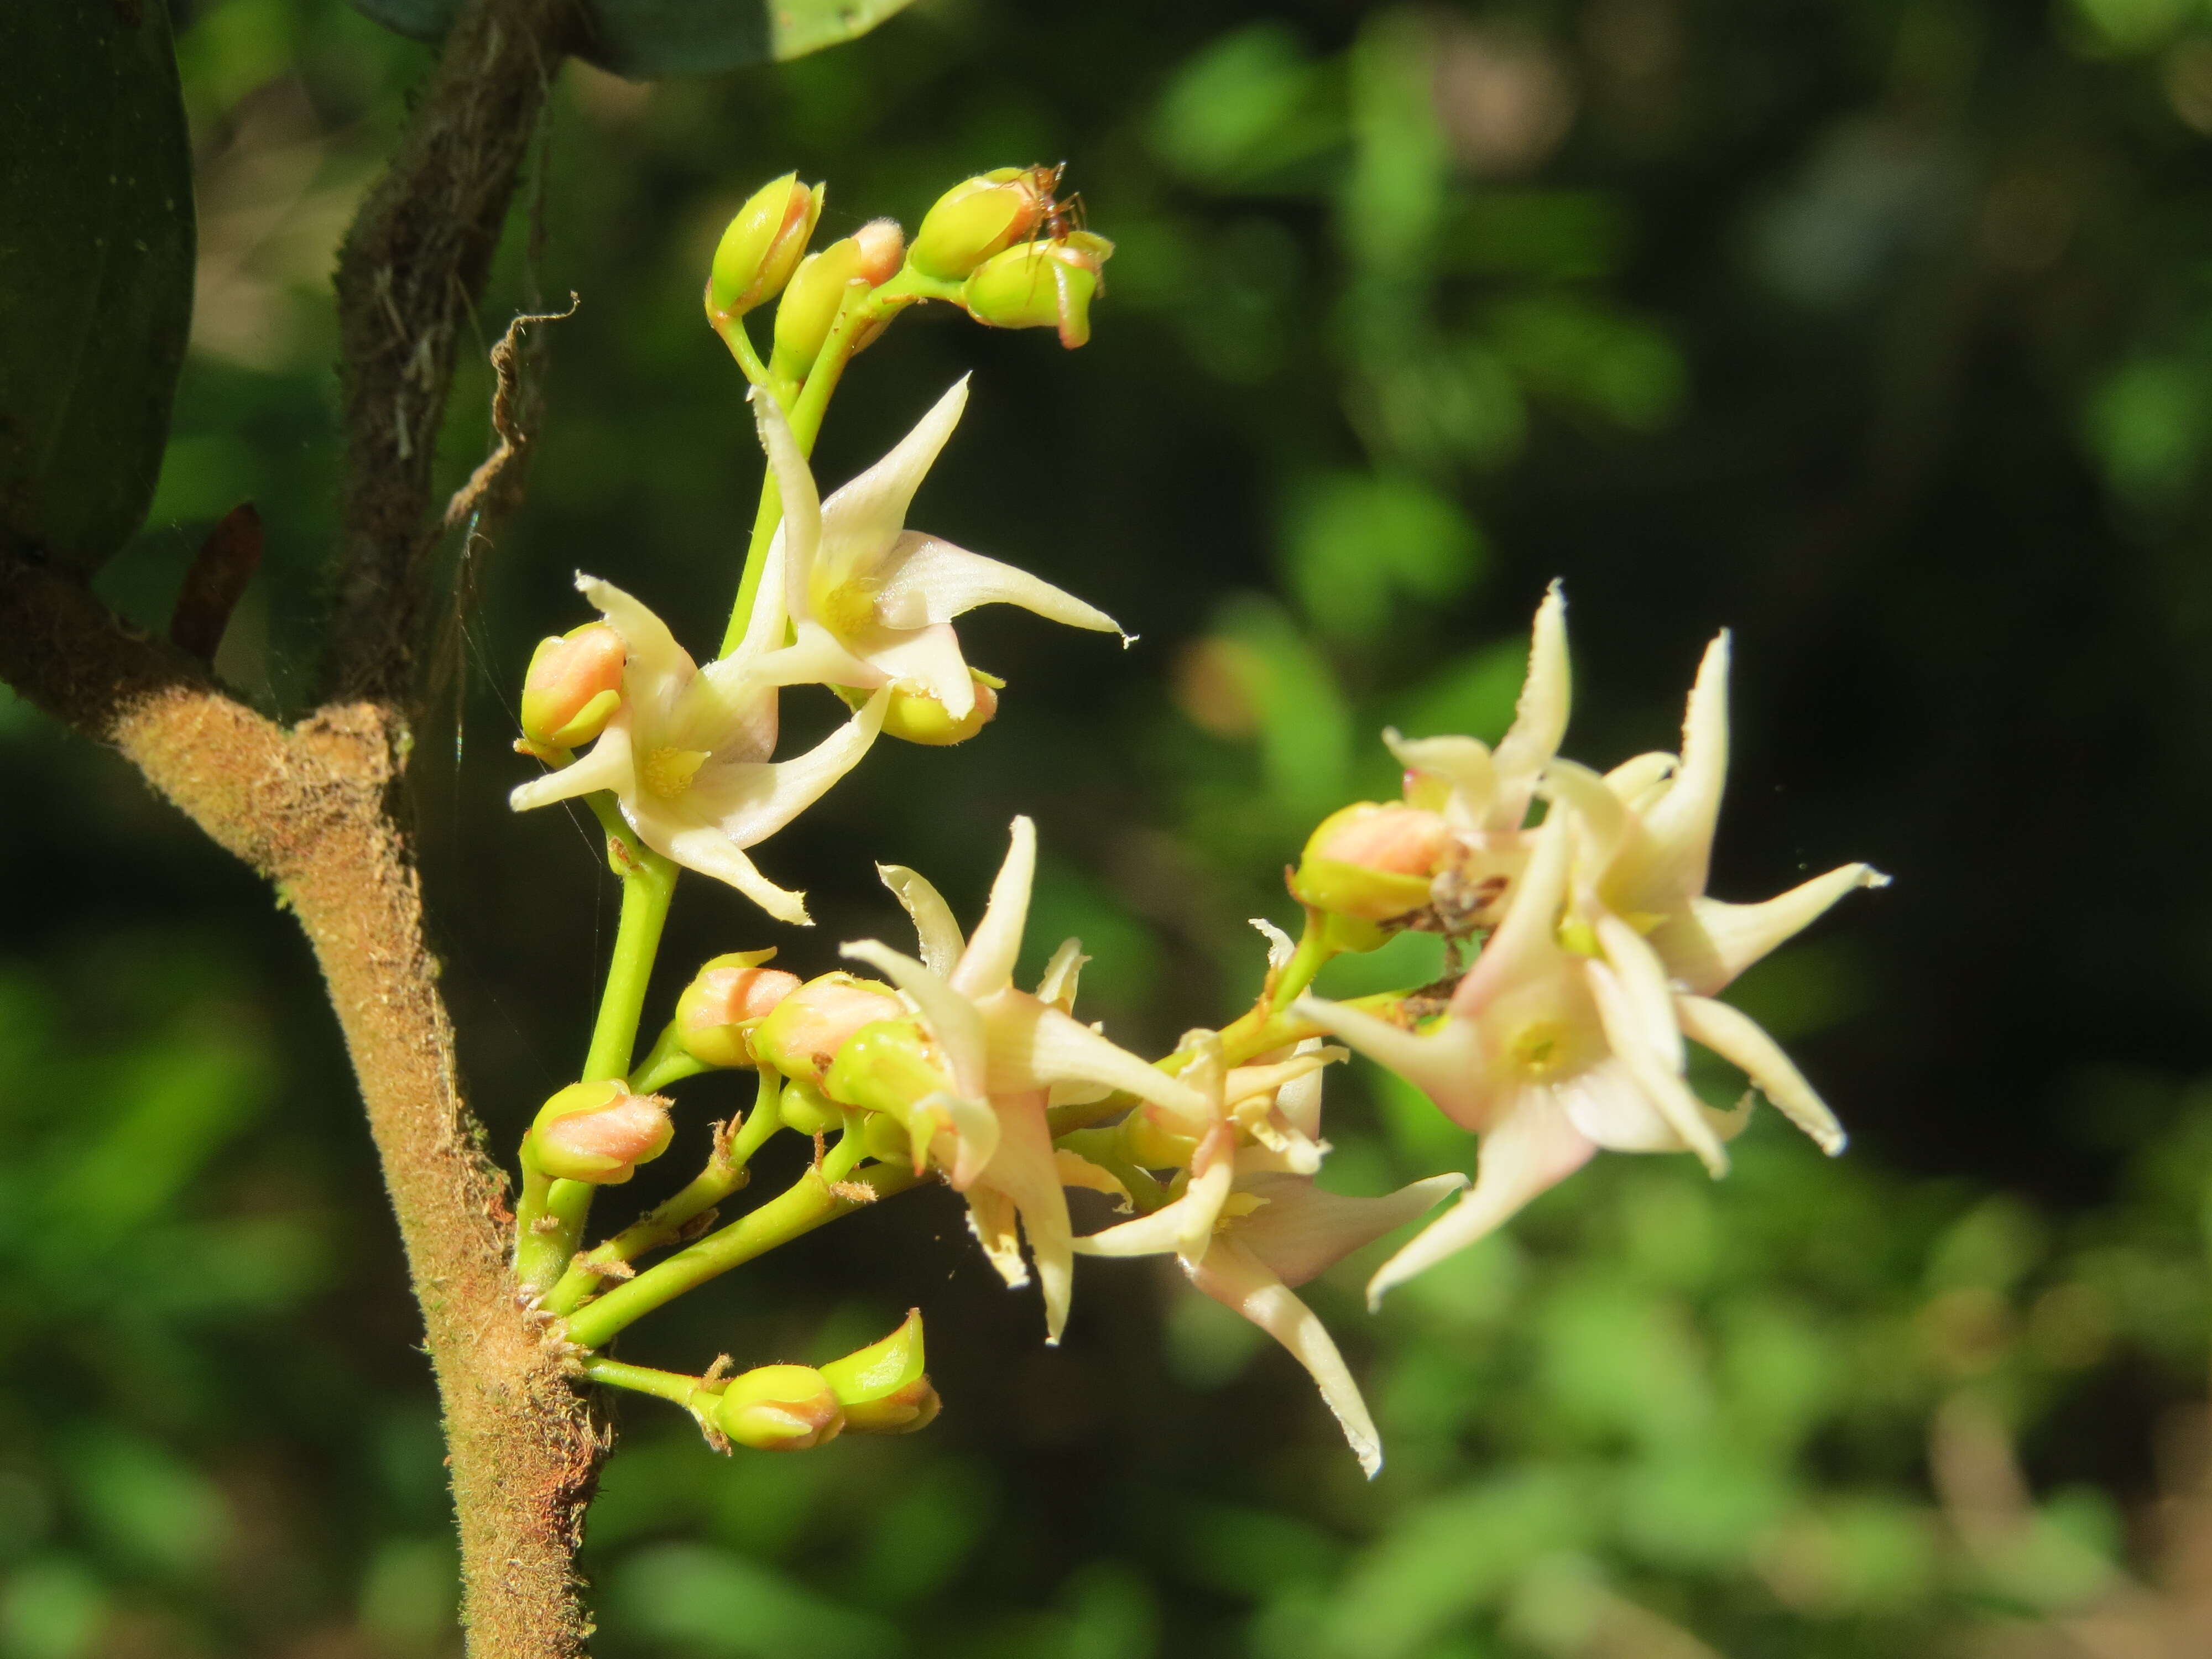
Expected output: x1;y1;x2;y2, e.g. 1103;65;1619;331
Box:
1267;913;1338;1013
516;832;680;1295
541;1072;786;1316
629;1019;711;1094
561;1161;923;1352
580;1355;716;1412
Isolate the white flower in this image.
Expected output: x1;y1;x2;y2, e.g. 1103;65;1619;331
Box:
1300;632;1886;1308
508;572;886;925
1071;1046;1464;1477
742;379;1127;721
839;817;1209;1343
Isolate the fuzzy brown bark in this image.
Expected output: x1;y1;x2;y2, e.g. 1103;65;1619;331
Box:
0;575;601;1657
3;0;602;1653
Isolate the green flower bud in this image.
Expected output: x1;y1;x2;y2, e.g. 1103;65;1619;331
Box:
674;950;801;1069
771;237;866;379
529;1080;673;1185
818;1309;939;1434
823;1018;950;1113
860;1110;911;1165
519;623;625;753
707;173;822;320
753;973;905;1087
716;1364;843;1451
1290;802;1451;923
959;232;1113;349
1121;1104;1199;1171
833;670;1003;746
776;1078;843;1138
908;167;1046;281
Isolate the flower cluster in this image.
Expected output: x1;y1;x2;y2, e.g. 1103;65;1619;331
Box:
500;165;1884;1485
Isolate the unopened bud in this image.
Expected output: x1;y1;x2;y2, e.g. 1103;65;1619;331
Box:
836;671;1001;746
519;624;625;752
676;950;802;1068
853;218;906;286
707;174;822;320
960;233;1113;349
716;1364;843;1451
823;1019;953;1126
754;973;905;1087
1121;1104;1199;1171
908;168;1047;281
530;1081;672;1185
819;1309;939;1434
1291;802;1450;922
776;1078;843;1137
771;239;866;378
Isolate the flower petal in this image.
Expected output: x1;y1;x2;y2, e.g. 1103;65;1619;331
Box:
1637;630;1729;904
1367;1090;1597;1308
736;623;885;694
577;574;695;721
1454;808;1573;1011
753;392;822;601
976;1089;1074;1343
951;817;1036;999
1485;581;1571;832
839;939;988;1102
1233;1170;1467;1288
1655;864;1891;997
1583;957;1728;1175
982;994;1209;1118
872;533;1125;636
862;620;977;718
509;718;635;811
1036;938;1088;1010
648;822;809;925
1384;728;1498;831
1674;993;1848;1154
878;863;966;975
686;687;888;847
964;1185;1027;1289
1291;996;1493;1133
816;377;970;588
1055;1149;1130;1206
1187;1238;1384;1478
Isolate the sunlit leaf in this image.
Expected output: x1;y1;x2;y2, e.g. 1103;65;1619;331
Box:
345;0;919;77
0;0;195;574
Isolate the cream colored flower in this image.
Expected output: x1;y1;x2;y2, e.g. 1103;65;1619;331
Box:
743;380;1126;723
1301;632;1886;1308
509;573;886;924
1071;1047;1463;1477
839;817;1208;1343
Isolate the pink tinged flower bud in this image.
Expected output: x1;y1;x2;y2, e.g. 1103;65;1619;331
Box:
707;173;823;320
752;973;905;1087
519;624;625;751
818;1309;939;1434
771;238;867;379
675;951;802;1069
1291;802;1451;922
907;167;1047;281
959;232;1113;349
716;1364;844;1451
530;1081;673;1185
852;217;906;286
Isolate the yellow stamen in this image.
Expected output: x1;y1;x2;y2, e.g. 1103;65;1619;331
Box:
1510;1020;1572;1077
815;575;883;640
640;747;710;799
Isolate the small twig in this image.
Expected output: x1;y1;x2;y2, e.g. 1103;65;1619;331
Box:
442;293;580;532
169;503;263;664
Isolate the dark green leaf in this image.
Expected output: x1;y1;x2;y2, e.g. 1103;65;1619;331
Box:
346;0;919;77
0;0;196;575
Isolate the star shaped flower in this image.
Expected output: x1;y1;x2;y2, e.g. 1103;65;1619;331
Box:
837;817;1211;1343
1299;632;1886;1307
741;379;1128;724
1071;1044;1463;1476
509;570;887;924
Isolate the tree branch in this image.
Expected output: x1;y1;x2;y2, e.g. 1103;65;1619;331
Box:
325;0;572;707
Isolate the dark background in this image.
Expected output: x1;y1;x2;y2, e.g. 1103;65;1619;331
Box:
5;0;2211;1653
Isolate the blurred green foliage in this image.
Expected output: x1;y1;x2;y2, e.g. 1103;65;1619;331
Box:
10;0;2212;1653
